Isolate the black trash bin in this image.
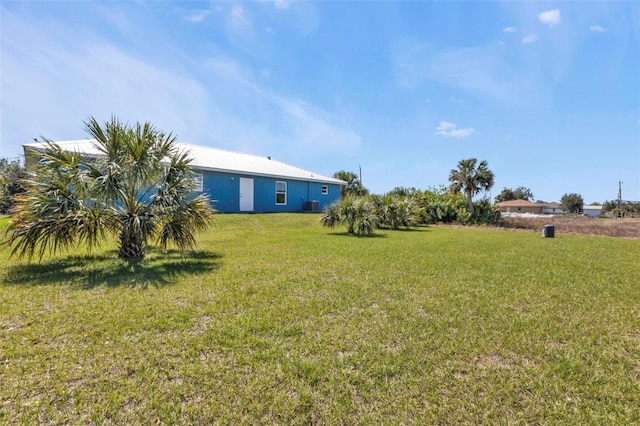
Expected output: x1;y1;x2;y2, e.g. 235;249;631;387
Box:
542;224;555;238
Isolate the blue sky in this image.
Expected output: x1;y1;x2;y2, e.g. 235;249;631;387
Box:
1;1;639;203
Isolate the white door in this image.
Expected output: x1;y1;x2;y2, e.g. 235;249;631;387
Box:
239;178;254;212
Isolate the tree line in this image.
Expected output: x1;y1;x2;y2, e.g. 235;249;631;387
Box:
494;186;586;214
322;158;500;235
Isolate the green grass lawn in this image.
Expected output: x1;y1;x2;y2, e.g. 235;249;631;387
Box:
1;214;639;424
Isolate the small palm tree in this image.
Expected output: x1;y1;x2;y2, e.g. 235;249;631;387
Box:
320;195;378;236
373;195;419;230
448;158;495;214
6;116;215;261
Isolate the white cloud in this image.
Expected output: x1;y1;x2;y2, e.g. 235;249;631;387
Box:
503;26;517;33
435;121;475;138
184;10;211;23
522;34;537;44
203;60;361;158
590;25;606;32
221;5;266;58
230;5;249;29
392;38;537;104
0;8;359;164
258;0;318;35
538;9;561;26
436;121;455;131
274;0;290;10
2;41;209;155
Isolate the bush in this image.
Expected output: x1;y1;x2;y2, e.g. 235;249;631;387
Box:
472;198;502;225
0;158;27;214
320;195;378;236
353;186;500;229
417;187;467;224
418;190;499;225
371;194;421;230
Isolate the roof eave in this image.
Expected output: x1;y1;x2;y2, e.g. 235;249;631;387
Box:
23;140;347;185
195;165;346;185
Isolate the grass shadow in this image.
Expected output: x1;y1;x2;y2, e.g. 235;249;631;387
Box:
3;249;222;289
376;226;428;232
324;231;388;238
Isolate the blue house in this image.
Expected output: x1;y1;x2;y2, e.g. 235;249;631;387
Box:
23;140;345;213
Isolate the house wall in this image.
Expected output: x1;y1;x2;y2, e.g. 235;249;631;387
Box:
542;207;567;214
499;206;543;214
583;207;602;218
201;170;341;213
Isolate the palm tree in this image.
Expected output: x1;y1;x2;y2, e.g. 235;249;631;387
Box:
448;158;495;214
332;170;368;198
320;195;378;236
6;116;215;261
372;194;419;230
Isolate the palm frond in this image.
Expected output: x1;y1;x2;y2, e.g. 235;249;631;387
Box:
6;116;216;261
320;202;341;229
157;195;215;250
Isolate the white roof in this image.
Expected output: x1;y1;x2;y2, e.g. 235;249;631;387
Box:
23;139;346;185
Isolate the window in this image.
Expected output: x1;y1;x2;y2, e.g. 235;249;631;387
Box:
192;173;203;192
321;185;328;195
276;181;287;205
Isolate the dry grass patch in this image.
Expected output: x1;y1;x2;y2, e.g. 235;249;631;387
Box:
500;215;640;238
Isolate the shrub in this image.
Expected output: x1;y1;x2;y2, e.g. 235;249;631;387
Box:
0;158;27;214
472;198;502;225
371;194;420;230
320;195;378;236
417;187;467;224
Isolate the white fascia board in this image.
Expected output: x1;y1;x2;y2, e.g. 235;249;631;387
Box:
24;140;347;186
195;165;346;185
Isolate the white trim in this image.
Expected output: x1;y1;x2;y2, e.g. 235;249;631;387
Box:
24;140;347;186
276;181;287;205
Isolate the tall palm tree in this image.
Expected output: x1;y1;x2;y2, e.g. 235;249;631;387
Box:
6;116;215;260
332;170;368;198
448;158;495;214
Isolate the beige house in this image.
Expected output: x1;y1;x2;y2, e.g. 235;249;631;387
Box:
495;200;543;214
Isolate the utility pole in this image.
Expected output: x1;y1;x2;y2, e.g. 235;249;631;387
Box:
617;181;623;218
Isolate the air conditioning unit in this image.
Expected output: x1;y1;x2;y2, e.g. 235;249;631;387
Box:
304;200;320;212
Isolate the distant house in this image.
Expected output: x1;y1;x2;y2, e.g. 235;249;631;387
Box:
583;205;603;218
23;140;346;213
495;200;543;214
542;202;568;215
